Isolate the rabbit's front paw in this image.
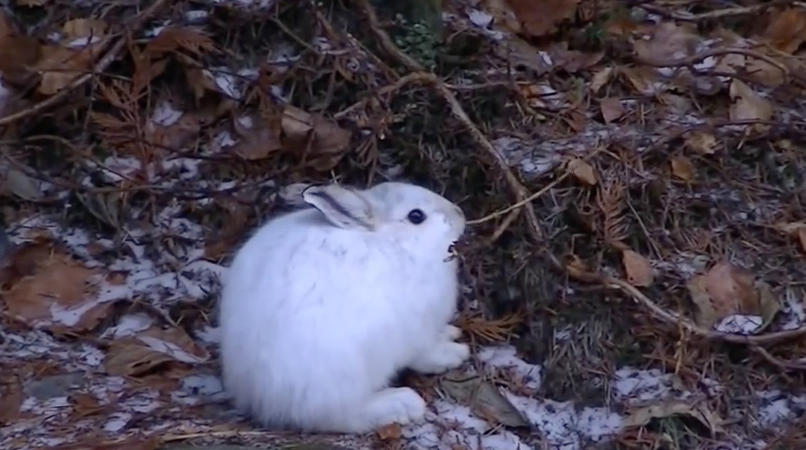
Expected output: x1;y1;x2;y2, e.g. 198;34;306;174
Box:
440;324;462;341
409;341;470;375
359;387;427;430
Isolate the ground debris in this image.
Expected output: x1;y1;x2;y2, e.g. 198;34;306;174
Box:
0;0;805;449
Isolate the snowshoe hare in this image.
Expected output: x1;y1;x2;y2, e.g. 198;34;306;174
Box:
219;181;470;433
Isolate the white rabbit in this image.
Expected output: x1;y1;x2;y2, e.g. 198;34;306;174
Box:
219;181;470;434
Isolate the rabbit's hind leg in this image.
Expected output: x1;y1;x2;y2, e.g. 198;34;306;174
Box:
339;387;427;433
408;341;470;375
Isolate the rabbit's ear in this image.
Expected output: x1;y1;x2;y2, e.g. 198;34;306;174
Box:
302;183;376;230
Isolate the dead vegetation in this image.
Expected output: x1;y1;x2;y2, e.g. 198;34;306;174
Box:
1;0;806;449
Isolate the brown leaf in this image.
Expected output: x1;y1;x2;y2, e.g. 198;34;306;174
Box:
773;222;806;254
761;8;806;54
590;67;614;94
623;399;723;435
746;57;787;88
232;113;283;160
499;0;580;37
600;97;624;123
145;104;208;154
0;382;22;425
548;43;603;73
633;22;699;64
440;375;529;428
493;35;555;75
686;262;777;329
36;44;102;95
281;105;352;171
622;249;653;287
684;132;717;155
136;326;210;363
621;67;663;96
3;248;115;332
376;423;403;440
105;340;175;376
729;79;773;123
0;10;40;86
62;18;108;38
566;157;597;185
671;156;696;182
145;27;216;57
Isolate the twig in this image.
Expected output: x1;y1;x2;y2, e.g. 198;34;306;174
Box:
161;430;285;442
752;345;806;371
639;1;793;22
485;208;521;245
636;48;789;83
468;171;570;225
566;263;806;346
350;0;425;72
0;0;171;126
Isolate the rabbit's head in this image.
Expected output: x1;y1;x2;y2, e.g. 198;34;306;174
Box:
302;181;465;259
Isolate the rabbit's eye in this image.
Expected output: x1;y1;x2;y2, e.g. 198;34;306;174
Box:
407;209;426;224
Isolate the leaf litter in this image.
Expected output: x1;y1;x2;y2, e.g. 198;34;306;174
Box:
1;0;806;449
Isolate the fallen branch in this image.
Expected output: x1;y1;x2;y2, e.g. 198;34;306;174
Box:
0;0;171;126
638;1;795;23
636;47;790;84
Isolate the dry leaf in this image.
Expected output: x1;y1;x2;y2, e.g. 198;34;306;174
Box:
729;79;773;123
590;67;614;94
623;400;723;435
440;375;530;428
3;247;116;332
713;52;745;77
600;97;624;123
500;0;580;37
622;249;653;287
105;325;210;376
62;18;108;38
145;105;210;154
761;8;806;54
232;113;283;160
620;67;662;96
684;132;717;155
0;382;22;425
136;326;210;364
633;22;699;64
686;261;779;329
376;423;403;440
773;222;806;254
671;156;696;182
746;58;787;88
36;44;102;95
145;27;216;57
493;35;555;75
0;10;41;86
566;158;597;185
105;341;176;376
2;167;46;201
281;105;352;171
548;43;603;73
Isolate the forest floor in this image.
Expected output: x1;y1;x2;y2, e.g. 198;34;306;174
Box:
1;0;806;449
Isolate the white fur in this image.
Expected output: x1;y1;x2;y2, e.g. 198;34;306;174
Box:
219;181;470;433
